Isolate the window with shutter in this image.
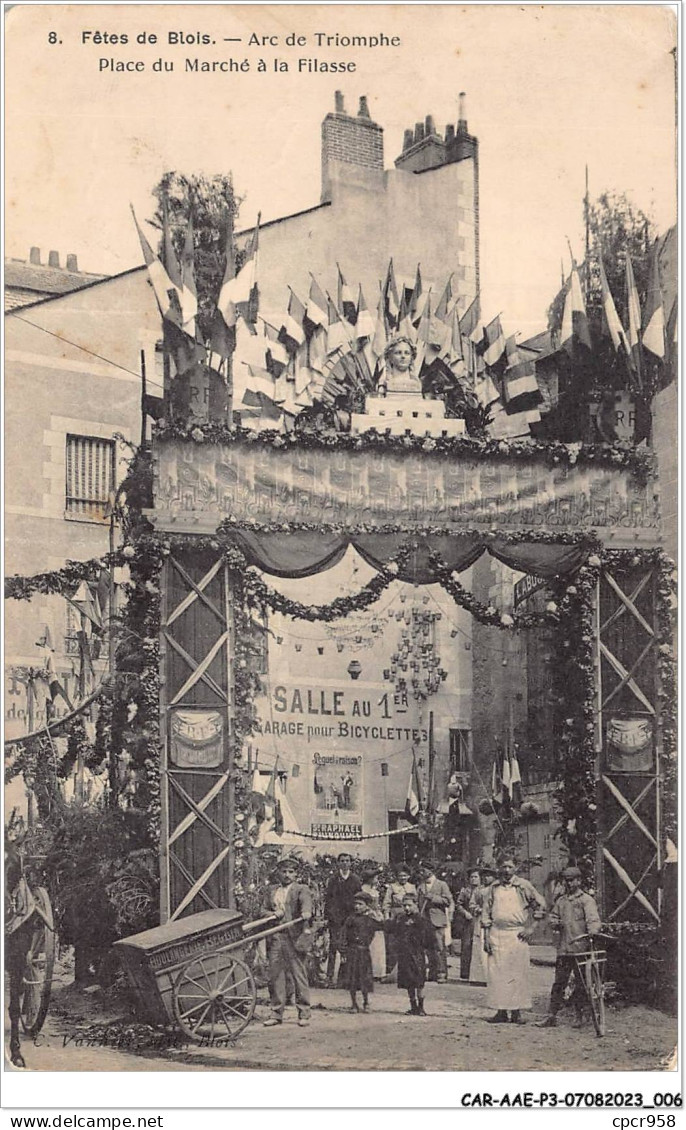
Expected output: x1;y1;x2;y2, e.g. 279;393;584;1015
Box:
65;435;115;521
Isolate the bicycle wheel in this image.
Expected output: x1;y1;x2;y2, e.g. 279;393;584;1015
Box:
20;887;56;1036
585;958;606;1037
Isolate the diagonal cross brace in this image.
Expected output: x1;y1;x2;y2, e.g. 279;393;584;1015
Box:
602;774;657;848
601;570;654;638
165;558;224;629
169;849;218;913
168;770;230;846
168;772;231;846
600;639;655;714
603;847;659;922
171;845;231;921
166;630;229;704
610;854;658;922
604;777;656;846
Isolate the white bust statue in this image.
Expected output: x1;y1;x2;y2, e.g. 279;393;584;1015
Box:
378;335;423;397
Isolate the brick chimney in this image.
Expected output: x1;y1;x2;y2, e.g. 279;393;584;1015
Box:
446;92;478;164
395;112;445;173
321;92;384;203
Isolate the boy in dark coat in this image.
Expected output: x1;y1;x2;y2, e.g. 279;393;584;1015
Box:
342;892;381;1012
386;892;438;1015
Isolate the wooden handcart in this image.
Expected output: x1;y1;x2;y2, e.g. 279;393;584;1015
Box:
114;908;303;1043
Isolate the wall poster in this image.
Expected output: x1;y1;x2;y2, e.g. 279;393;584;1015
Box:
310;752;364;840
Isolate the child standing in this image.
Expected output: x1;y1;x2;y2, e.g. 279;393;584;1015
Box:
386;892;438;1015
342;892;382;1013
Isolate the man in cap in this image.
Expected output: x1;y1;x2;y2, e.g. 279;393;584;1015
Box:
538;865;601;1028
417;860;454;983
261;857;313;1027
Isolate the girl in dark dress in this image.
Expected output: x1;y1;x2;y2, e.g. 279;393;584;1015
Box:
342;892;383;1012
386;892;438;1015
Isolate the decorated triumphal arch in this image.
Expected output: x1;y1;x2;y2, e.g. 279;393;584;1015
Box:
147;427;673;925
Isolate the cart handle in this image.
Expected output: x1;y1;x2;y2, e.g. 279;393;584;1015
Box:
241;915;275;934
231;916;307;948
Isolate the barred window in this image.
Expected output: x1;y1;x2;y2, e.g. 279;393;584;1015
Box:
65;435;115;520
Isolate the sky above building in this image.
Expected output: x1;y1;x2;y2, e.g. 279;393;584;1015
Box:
5;4;676;338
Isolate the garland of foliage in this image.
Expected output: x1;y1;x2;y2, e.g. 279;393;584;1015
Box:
4;438;677;911
429;551;562;630
548;560;600;878
5;552;126;602
237;546;412;622
154;421;655;479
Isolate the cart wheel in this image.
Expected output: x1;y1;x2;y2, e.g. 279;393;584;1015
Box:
173;953;255;1044
20;887;56;1036
585;959;606;1037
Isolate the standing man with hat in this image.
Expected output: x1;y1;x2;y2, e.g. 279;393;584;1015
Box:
261;857;314;1028
417;860;454;983
324;852;361;987
538;866;602;1028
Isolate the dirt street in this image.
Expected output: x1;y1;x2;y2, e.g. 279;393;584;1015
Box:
6;954;677;1074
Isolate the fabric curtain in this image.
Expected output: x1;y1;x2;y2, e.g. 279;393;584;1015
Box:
489;539;589;578
229;531;590;581
232;530;348;579
353;533;485;583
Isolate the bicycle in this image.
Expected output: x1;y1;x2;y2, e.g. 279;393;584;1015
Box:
570;932;614;1037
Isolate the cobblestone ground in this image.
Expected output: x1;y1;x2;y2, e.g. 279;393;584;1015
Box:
6;954;677;1073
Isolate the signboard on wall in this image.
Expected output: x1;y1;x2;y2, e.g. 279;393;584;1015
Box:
513;573;547;608
605;717;654;773
311;752;364;840
170;709;224;769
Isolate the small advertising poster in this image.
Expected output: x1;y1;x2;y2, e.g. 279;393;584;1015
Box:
311;752;364;840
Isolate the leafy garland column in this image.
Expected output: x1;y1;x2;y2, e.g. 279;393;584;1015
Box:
549;561;600;880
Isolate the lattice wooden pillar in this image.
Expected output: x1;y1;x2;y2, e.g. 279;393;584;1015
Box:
159;551;236;922
594;563;661;923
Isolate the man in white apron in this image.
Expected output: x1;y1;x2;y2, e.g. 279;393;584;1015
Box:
482;857;546;1024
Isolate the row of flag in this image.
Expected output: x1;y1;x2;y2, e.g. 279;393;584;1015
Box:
491;747;523;810
404;750;473;823
131;199;545;438
560;240;675;395
133;200;674;439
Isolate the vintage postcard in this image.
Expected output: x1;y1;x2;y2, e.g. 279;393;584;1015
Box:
3;0;679;1114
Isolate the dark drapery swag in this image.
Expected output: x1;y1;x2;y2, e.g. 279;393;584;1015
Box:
231;530;589;583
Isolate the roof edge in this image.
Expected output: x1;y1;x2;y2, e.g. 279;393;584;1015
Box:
4;264;147;317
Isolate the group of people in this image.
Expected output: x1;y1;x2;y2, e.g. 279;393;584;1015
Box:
258;852;602;1030
325;856;454;991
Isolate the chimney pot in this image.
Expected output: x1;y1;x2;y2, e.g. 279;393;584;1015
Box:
414;121;424;144
29;247;41;265
458;91;468;130
48;250;60;268
403;128;414;152
425;114;435;135
66;253;78;272
358;95;370;119
445;123;455;144
334;90;345;114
